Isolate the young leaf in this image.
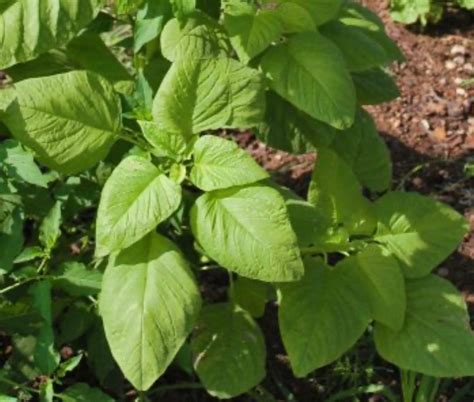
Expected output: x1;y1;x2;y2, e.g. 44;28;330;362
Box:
352;68;400;105
161;11;230;62
0;140;48;188
231;278;274;318
192;304;266;399
341;245;406;331
374;192;469;278
134;0;172;53
153;57;265;135
261;32;356;129
258;91;336;154
96;156;182;256
278;258;371;377
29;281;60;375
53;262;102;297
375;275;474;377
62;383;114;402
270;2;315;33
320;21;390;72
100;233;201;391
191;185;304;282
138;120;189;161
330;109;392;192
170;0;196;20
223;3;283;64
39;378;54;402
308;148;376;235
2;71;121;174
0;0;103;69
190;135;269;191
116;0;144;14
39;201;62;252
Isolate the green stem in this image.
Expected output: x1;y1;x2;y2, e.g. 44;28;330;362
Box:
401;369;417;402
0;276;48;295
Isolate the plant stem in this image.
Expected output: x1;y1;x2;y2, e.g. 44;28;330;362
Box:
401;369;417;402
0;276;46;295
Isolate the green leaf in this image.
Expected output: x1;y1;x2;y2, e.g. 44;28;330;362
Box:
374;192;469;278
224;3;282;64
192;304;266;399
39;201;62;252
29;281;60;375
100;233;201;390
261;32;356;129
134;1;172;53
258;91;336;154
62;383;114;402
342;245;406;330
390;0;431;24
0;300;42;334
14;246;44;264
339;2;404;63
308;148;376;235
320;21;390;72
0;0;103;69
190;135;268;191
270;0;343;26
231;277;274;318
57;302;94;344
86;320;116;385
96;156;182;256
191;185;304;282
330;109;392;192
153;57;265;135
170;0;196;20
352;68;400;105
278;258;371;377
39;378;54;402
270;2;315;33
0;206;23;273
3;71;121;174
161;11;230;62
138;120;189;161
54;262;102;297
116;0;144;14
375;275;474;377
0;140;48;188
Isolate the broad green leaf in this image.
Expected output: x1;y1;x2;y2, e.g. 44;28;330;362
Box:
0;0;103;69
192;304;266;399
339;2;404;63
261;32;356;129
62;383;114;402
39;201;62;252
231;277;274;318
190;135;268;191
0;300;42;334
86;320;116;385
308;148;376;235
374;192;469;278
53;262;102;297
57;302;94;344
100;233;201;390
161;11;230;62
270;2;315;33
96;156;181;256
0;140;48;188
258;91;336;154
29;281;60;375
269;0;343;26
224;3;282;64
375;275;474;377
0;396;17;402
191;185;304;282
0;88;15;114
0;207;23;273
352;68;400;105
153;57;265;135
390;0;431;25
14;246;44;264
278;258;371;377
342;245;406;330
134;0;172;52
2;71;121;174
320;21;390;72
138;120;189;161
170;0;196;20
330;109;392;192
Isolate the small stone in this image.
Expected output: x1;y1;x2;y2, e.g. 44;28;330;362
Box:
456;88;467;96
420;119;430;132
454;56;465;65
464;63;474;74
445;60;457;70
451;45;467;55
454;77;464;85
